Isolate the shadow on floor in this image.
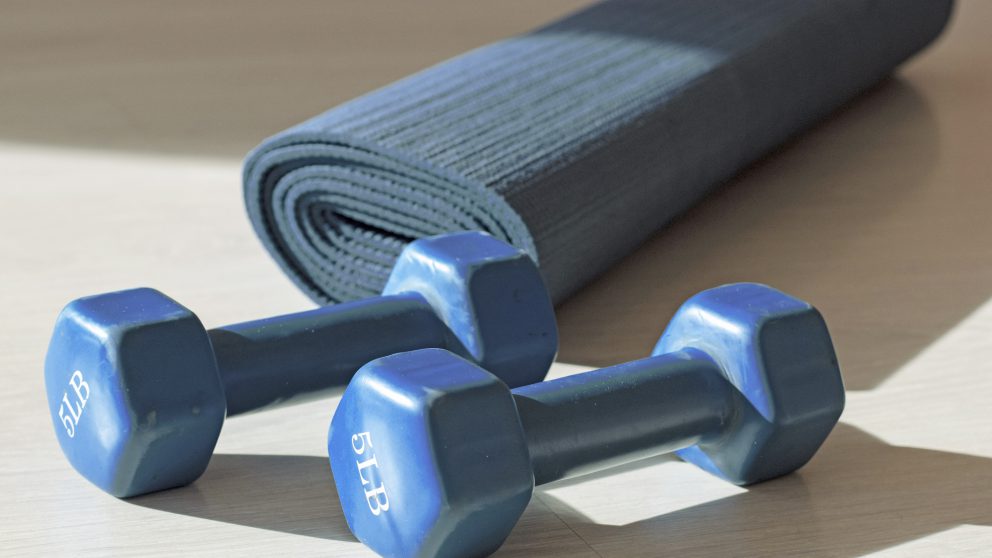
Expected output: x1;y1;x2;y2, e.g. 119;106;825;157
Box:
557;77;991;391
531;423;992;557
128;424;991;557
130;453;354;542
0;0;589;157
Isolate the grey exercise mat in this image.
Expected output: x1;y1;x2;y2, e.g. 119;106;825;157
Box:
243;0;953;305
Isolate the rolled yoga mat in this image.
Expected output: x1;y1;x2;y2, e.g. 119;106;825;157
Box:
244;0;953;305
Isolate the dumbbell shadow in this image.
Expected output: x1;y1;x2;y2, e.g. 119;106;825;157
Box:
131;422;992;556
512;423;991;557
129;454;355;542
130;451;604;556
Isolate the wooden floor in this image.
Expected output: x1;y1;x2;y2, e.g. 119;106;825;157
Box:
3;1;991;556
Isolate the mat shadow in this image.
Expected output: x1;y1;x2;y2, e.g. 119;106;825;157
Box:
555;77;989;392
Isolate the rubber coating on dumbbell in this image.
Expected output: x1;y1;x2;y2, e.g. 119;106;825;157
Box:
44;231;557;497
328;283;845;558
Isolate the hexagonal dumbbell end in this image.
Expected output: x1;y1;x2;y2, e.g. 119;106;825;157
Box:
44;288;226;497
330;284;844;557
382;231;557;388
328;349;533;558
655;283;846;484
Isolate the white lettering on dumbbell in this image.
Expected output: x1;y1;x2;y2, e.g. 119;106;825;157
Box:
58;370;90;438
352;431;373;454
352;431;389;516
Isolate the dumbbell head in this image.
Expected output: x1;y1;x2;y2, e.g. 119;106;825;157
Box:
328;349;532;558
382;231;556;387
655;282;845;484
328;283;844;557
45;288;225;497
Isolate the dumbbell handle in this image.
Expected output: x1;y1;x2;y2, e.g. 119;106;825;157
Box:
208;293;450;416
512;348;733;486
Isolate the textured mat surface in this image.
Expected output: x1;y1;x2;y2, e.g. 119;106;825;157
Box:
244;0;953;304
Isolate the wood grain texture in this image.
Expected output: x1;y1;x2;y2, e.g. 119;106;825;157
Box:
2;1;991;556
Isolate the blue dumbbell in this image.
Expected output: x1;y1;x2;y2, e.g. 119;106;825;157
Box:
329;283;845;558
45;232;557;498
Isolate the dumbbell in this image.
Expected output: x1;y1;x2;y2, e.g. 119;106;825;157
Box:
45;231;557;498
329;283;845;558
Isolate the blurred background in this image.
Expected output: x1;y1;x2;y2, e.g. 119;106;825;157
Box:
1;1;591;156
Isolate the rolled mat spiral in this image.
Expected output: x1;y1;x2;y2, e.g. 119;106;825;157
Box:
244;0;953;305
